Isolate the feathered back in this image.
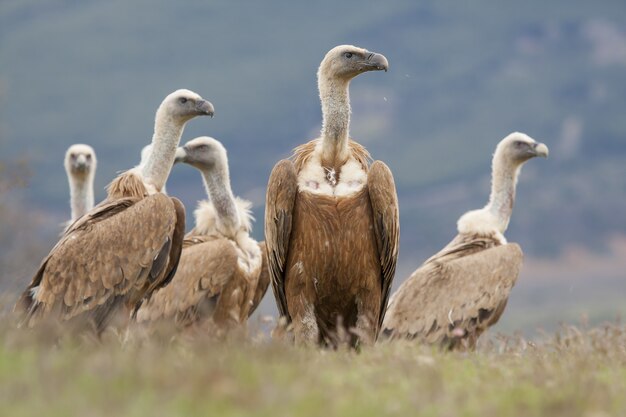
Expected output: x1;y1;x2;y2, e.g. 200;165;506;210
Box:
291;138;372;173
192;197;254;237
106;170;149;200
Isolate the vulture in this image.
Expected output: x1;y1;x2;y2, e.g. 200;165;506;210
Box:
15;89;214;333
64;144;97;223
135;137;269;332
382;132;549;350
265;45;399;346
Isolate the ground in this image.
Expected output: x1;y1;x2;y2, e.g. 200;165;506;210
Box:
0;311;625;417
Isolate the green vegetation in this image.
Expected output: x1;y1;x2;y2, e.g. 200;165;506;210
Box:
0;313;625;416
1;6;625;402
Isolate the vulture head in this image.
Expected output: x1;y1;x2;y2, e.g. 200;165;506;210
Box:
495;132;549;166
176;136;254;237
64;144;96;178
174;136;226;171
457;132;549;238
158;89;215;123
319;45;389;81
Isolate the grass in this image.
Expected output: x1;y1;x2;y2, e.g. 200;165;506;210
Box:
0;310;625;417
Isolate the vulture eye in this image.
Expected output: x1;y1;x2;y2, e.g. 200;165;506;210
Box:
70;153;76;159
514;141;525;148
344;52;353;59
196;144;209;151
86;154;92;160
179;97;188;104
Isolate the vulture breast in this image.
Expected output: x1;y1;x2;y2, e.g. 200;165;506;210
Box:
284;187;381;331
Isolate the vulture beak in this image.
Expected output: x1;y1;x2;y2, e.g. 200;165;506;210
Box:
75;154;88;171
533;142;549;158
363;52;389;72
174;147;187;164
196;100;215;118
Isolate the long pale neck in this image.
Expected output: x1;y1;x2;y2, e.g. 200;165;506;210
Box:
200;163;240;235
141;113;185;191
68;174;94;221
320;76;351;165
485;156;521;233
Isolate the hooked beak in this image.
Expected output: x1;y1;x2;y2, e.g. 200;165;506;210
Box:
196;99;215;118
363;52;389;72
533;142;549;158
174;146;187;164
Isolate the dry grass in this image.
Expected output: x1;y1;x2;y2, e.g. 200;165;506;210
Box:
0;305;625;417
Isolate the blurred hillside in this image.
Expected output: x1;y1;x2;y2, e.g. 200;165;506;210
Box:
1;1;625;333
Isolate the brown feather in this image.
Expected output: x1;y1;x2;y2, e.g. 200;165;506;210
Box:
150;198;186;293
253;241;271;313
265;160;298;320
135;234;266;330
105;170;148;200
135;207;266;331
266;146;399;346
367;161;400;333
136;238;238;326
382;238;523;350
292;139;372;173
15;193;180;333
285;187;383;345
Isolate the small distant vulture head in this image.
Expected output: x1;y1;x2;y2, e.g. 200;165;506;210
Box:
64;144;96;177
496;132;549;165
319;45;389;81
158;89;215;123
175;136;226;171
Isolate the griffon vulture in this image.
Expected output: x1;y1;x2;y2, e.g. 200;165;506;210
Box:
15;89;214;333
135;137;269;332
265;45;399;346
382;132;549;349
64;144;97;223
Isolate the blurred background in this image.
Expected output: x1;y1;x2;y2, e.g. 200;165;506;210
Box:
1;0;625;337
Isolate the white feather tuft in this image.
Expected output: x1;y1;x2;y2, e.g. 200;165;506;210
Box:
193;197;254;236
457;208;507;244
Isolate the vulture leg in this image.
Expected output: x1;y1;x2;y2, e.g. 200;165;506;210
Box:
353;297;378;345
291;301;320;345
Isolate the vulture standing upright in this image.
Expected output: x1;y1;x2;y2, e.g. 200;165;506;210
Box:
15;89;214;333
265;45;399;346
382;132;549;349
136;137;269;332
64;144;97;223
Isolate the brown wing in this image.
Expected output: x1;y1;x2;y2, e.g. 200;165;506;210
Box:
15;193;178;331
135;238;238;327
129;197;186;318
382;239;523;347
146;197;186;294
250;241;270;317
264;159;298;320
425;233;501;264
367;160;400;332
